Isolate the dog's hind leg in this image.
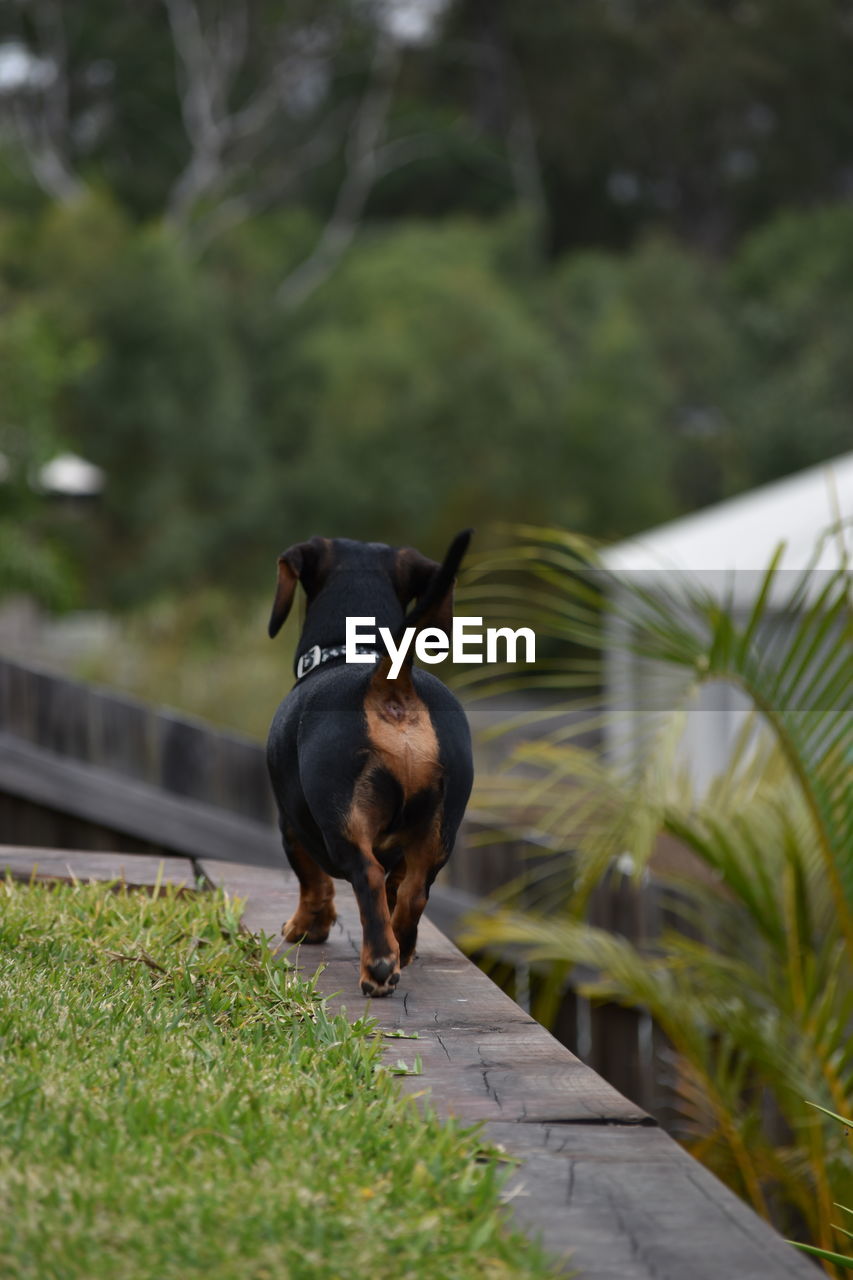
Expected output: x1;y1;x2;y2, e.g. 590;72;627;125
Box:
323;831;400;997
384;858;406;915
391;829;448;968
281;832;337;944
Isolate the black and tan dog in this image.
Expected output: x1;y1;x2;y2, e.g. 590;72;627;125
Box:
266;531;474;996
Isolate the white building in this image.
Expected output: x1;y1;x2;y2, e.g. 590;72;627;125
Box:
600;452;853;794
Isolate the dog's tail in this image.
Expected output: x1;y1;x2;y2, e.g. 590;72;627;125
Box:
398;527;472;641
373;528;473;685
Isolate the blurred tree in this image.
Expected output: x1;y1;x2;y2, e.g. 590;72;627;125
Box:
728;206;853;484
440;0;853;255
266;217;570;548
0;293;87;605
6;193;852;609
62;216;263;604
2;0;853;611
0;1;402;251
545;238;744;534
5;0;853;265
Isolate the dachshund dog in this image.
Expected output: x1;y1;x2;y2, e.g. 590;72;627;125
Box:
266;531;473;996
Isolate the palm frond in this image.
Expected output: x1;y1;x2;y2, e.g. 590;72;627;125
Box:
462;523;853;1251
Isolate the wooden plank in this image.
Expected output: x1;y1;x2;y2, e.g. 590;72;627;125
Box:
196;859;291;896
212;735;277;824
481;1121;816;1280
0;655;272;810
0;657;36;740
158;714;220;802
31;668;90;760
87;688;158;781
0;733;282;867
199;858;650;1126
0;794;162;854
203;856;817;1279
0;846;195;890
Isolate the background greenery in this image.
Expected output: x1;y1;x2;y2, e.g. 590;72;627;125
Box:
2;1;852;611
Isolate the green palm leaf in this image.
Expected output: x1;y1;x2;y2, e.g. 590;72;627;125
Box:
460;523;853;1257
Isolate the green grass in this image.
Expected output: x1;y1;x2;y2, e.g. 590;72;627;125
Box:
0;878;559;1280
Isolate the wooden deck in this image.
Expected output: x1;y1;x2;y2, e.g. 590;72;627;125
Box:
0;845;196;890
1;843;816;1280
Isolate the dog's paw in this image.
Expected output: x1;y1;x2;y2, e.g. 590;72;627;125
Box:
360;955;401;998
282;915;331;945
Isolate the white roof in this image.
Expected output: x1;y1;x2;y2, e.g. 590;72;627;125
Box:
36;452;105;497
603;451;853;577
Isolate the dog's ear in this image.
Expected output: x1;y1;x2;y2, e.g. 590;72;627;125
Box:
395;547;455;635
268;537;330;638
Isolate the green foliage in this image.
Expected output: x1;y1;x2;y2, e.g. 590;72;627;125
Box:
0;291;90;606
462;528;853;1264
3;184;853;613
74;226;261;605
545;239;743;533
10;0;853;254
730;206;853;484
0;878;558;1280
277;219;569;547
8;1;371;222
789;1105;853;1269
446;0;853;253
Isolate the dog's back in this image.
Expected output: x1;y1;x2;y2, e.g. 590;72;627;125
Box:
268;662;472;879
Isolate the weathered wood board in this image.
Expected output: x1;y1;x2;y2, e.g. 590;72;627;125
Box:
0;845;196;890
199;858;817;1280
0;655;277;824
482;1121;815;1280
0;732;282;866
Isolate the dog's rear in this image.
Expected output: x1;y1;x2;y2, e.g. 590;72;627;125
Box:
266;532;473;995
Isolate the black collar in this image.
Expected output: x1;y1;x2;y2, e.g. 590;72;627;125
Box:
295;644;380;681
